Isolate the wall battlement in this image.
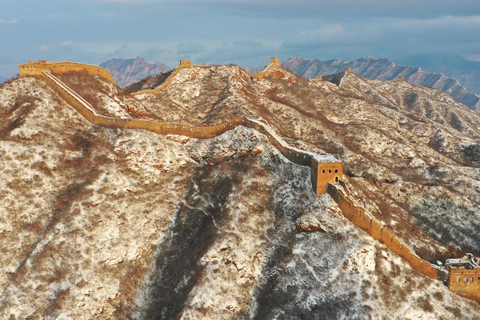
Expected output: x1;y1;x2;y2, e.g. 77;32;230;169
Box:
327;182;439;279
327;182;480;302
131;60;209;96
19;60;116;84
19;60;479;303
36;68;341;195
446;259;480;302
253;57;281;81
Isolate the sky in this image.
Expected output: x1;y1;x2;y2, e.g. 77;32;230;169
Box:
1;0;480;77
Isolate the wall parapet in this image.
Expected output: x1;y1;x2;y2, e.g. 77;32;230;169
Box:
37;69;342;195
327;182;439;280
253;57;281;81
19;61;116;84
132;60;210;96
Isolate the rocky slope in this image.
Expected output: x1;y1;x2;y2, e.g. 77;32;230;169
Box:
1;65;480;319
284;56;480;111
100;57;171;87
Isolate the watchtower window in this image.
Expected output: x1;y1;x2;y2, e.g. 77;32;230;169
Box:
465;277;468;282
322;170;325;173
329;170;331;173
470;277;474;282
335;177;339;182
335;169;338;173
478;277;480;281
457;277;461;282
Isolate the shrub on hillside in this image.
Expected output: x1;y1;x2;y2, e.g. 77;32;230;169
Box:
462;144;480;163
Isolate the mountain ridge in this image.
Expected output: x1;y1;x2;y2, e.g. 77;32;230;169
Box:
283;56;480;111
2;60;480;318
99;57;171;87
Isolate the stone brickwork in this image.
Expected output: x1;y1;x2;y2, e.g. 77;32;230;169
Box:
20;60;480;303
19;61;116;84
327;182;439;280
252;57;281;81
37;68;341;195
313;161;343;194
448;267;480;302
131;60;209;96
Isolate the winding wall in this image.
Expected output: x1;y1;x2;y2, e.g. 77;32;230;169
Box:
327;182;439;279
19;61;116;84
253;57;280;81
19;59;477;302
131;60;210;96
40;70;341;195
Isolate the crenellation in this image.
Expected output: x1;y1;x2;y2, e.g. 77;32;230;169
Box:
252;57;281;81
19;60;116;83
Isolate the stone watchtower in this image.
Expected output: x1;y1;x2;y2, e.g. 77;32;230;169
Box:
179;60;192;68
311;154;343;194
446;254;480;302
270;57;280;66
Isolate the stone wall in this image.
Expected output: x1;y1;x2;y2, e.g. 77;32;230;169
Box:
131;60;210;96
40;69;341;195
448;267;480;302
19;61;116;84
327;182;439;280
252;57;281;81
42;71;343;195
315;162;343;194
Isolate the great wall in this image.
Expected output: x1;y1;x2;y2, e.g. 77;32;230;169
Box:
18;59;480;302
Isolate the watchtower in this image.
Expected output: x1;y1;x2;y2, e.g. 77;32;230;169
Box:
270;57;280;66
311;154;343;194
446;254;480;302
179;60;192;68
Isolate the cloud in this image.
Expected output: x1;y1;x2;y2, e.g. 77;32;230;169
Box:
62;41;74;47
278;14;480;60
38;45;50;52
177;43;205;55
187;0;480;20
0;19;19;23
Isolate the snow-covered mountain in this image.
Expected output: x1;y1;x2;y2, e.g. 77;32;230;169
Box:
284;56;480;112
1;62;480;319
100;57;171;87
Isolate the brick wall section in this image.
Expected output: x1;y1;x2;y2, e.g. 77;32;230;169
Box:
38;69;341;195
327;182;439;280
131;60;210;96
19;61;116;84
253;57;280;81
21;61;479;302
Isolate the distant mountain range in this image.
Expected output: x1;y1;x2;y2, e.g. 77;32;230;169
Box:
283;56;480;111
99;57;171;87
397;54;480;95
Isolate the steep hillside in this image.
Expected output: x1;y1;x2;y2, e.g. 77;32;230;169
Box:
1;65;480;319
100;57;171;87
284;56;480;111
